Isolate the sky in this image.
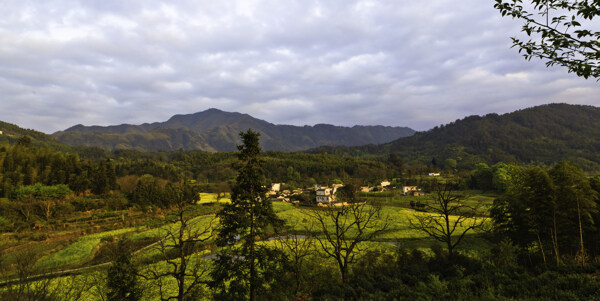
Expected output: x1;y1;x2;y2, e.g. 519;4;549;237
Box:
1;0;599;133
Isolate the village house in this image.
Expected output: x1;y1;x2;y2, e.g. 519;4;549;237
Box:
402;186;420;195
315;184;343;204
316;188;334;204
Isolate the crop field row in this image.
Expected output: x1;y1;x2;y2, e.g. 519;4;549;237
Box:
1;192;494;300
360;189;497;211
26;194;487;272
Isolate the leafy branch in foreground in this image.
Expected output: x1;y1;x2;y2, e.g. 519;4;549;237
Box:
495;0;600;79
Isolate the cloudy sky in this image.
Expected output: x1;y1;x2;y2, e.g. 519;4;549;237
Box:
1;0;598;133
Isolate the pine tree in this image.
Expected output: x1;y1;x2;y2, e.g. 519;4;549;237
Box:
210;130;285;301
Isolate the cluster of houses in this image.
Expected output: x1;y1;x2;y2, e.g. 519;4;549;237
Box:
266;183;296;203
267;178;430;205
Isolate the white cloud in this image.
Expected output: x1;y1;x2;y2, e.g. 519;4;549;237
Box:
0;0;598;133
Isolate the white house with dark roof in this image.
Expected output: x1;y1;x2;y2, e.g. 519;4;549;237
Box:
316;184;343;204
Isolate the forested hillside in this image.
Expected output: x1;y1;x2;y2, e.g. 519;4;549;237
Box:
0;121;59;147
312;104;600;171
52;108;415;152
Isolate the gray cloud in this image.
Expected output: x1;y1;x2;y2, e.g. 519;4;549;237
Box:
0;0;599;133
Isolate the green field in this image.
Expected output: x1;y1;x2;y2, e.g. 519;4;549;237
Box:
22;193;490;270
1;191;494;300
197;192;231;204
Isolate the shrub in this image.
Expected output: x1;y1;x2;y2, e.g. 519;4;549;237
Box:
0;216;12;231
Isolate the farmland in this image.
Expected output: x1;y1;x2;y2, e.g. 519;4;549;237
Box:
0;190;495;300
3;176;600;301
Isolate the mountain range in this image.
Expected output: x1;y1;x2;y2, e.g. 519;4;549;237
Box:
51;108;416;152
3;104;600;170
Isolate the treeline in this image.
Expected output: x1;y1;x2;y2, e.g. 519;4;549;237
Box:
304;246;600;300
0;142;400;230
467;160;600;259
111;149;395;188
491;161;600;262
0;143;117;198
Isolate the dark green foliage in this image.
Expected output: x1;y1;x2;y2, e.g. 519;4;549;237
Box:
494;0;600;79
91;159;117;195
7;183;72;222
311;248;600;300
470;163;494;191
335;183;359;203
107;240;141;301
0;144;109;198
211;130;285;300
491;162;600;262
490;166;554;249
549;162;598;257
111;149;393;189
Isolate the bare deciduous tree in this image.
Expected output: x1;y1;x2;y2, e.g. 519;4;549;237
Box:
0;247;93;301
142;189;215;301
309;202;389;283
409;182;484;258
276;228;314;297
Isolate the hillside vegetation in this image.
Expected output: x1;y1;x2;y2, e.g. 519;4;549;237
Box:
52;108;415;152
312;103;600;170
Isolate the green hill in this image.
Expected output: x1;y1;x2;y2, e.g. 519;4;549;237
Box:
310;104;600;171
0;121;61;147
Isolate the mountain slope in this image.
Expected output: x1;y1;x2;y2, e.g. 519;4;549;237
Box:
53;109;415;152
0;121;60;146
311;104;600;170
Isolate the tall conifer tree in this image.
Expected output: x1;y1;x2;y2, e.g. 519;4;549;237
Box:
211;129;285;301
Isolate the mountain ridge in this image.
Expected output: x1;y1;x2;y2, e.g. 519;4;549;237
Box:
52;108;416;152
309;103;600;170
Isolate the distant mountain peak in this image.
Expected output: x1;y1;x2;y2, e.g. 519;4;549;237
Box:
53;109;415;152
204;108;226;113
64;124;86;131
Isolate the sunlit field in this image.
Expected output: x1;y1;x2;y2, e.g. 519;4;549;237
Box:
1;191;494;300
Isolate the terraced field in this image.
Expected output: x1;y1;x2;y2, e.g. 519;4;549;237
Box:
1;191;494;300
